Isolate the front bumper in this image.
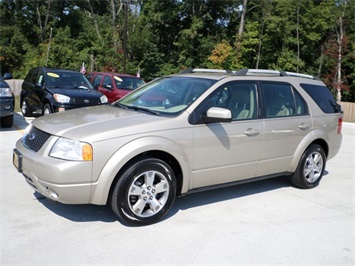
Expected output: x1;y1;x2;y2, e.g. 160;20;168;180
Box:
13;138;95;204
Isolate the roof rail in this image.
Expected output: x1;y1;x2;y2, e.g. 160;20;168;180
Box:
233;68;319;80
179;68;233;74
284;71;320;80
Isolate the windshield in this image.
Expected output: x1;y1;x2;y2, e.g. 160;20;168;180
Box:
115;77;216;115
46;71;93;90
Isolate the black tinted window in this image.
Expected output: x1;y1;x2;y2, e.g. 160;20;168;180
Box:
24;70;32;82
93;74;102;87
300;83;341;113
29;70;39;84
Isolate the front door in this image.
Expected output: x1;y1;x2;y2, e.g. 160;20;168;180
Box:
192;81;263;189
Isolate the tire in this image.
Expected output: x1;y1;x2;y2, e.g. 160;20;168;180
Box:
1;115;13;128
21;97;31;117
111;158;176;226
290;144;326;189
43;104;52;115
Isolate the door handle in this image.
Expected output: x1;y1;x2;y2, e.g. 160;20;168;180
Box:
244;128;260;137
299;123;310;130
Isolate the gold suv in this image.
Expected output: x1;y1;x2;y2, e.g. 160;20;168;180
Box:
13;68;343;226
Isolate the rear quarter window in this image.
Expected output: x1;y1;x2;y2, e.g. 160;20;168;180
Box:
300;83;341;113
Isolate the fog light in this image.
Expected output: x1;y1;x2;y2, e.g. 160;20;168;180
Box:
58;107;65;112
4;104;12;110
46;187;59;199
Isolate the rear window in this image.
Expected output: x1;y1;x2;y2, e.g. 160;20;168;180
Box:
300;83;341;113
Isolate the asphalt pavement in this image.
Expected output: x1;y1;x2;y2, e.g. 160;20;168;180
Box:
1;113;354;265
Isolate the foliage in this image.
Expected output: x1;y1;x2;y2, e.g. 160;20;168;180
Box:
0;0;354;101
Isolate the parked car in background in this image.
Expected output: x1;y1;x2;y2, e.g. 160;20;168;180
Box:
14;68;343;226
0;73;14;128
87;72;145;103
20;67;108;116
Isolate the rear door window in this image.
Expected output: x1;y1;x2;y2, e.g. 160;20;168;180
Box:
261;82;308;118
92;74;103;88
261;82;295;117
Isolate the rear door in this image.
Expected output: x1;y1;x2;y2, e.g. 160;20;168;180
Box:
257;81;312;176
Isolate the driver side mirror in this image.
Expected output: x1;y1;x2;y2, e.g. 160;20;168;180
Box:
35;83;43;88
202;107;232;123
104;84;113;90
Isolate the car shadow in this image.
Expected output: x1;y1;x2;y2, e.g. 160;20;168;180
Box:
166;176;292;222
33;176;291;225
33;192;118;223
1;112;31;132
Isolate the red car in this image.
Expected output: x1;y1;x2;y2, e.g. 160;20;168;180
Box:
87;72;145;103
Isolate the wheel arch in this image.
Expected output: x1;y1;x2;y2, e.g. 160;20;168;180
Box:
42;98;52;111
107;150;183;203
288;131;329;173
19;91;26;108
89;137;191;205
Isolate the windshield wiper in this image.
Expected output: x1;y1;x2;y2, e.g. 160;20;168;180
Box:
114;102;129;109
114;102;160;116
129;105;161;116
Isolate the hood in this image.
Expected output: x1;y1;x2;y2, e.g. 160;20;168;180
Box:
32;105;172;141
47;87;103;99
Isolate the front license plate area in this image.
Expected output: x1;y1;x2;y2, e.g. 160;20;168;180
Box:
13;149;23;173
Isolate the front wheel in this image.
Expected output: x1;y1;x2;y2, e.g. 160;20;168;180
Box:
110;158;176;226
43;104;52;115
290;144;326;189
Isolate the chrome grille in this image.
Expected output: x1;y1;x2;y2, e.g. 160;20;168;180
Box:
23;126;51;152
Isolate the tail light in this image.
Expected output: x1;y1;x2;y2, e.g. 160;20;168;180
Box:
337;117;342;134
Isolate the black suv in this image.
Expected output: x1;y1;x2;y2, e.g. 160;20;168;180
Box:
20;67;108;116
0;73;14;128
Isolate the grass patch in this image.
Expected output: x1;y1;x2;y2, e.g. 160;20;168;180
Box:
15;95;21;113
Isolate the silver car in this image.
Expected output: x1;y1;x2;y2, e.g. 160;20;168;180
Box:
13;68;343;226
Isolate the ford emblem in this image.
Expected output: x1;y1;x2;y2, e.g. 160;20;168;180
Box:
28;133;36;141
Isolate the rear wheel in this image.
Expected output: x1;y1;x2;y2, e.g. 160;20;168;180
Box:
21;97;31;117
290;144;326;189
110;158;176;226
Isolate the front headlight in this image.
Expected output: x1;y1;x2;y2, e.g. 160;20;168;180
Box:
53;93;70;103
0;87;13;97
100;95;108;104
50;138;93;161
